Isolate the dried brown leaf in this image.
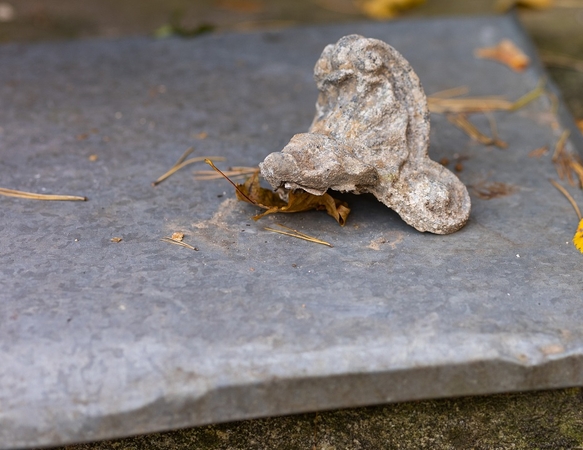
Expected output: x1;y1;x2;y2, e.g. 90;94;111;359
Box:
475;39;530;72
528;146;549;158
171;232;185;241
236;171;350;226
472;181;518;200
357;0;425;19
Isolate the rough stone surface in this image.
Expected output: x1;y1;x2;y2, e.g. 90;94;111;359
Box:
260;34;471;234
2;15;583;450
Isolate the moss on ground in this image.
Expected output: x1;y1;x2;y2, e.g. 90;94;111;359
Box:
48;388;583;450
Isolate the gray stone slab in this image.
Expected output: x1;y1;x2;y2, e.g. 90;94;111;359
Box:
1;14;583;449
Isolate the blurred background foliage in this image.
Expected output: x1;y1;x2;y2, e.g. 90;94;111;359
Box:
0;0;582;118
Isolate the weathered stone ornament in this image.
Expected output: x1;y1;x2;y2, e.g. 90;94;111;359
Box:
259;34;471;234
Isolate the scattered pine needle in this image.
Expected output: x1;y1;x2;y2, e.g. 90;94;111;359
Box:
550;178;581;220
160;236;198;250
194;166;258;180
428;96;513;114
429;86;469;99
0;187;87;201
446;113;507;148
152;147;225;186
264;223;333;247
509;78;546;111
540;52;583;73
550;178;583;254
428;79;545;114
205;159;258;205
551;130;583;188
485;111;507;148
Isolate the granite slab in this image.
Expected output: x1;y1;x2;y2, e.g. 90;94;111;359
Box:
1;14;583;449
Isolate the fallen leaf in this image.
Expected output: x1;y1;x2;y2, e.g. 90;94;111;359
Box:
110;237;123;243
577;119;583;133
171;232;185;241
528;146;549;158
475;39;530;72
88;154;98;162
357;0;425;19
206;160;350;226
471;181;518;200
236;171;350;226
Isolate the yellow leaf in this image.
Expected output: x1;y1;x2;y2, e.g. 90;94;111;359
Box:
358;0;425;19
574;218;583;253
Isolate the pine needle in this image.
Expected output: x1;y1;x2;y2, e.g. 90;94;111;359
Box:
428;96;513;114
446;113;507;147
152;147;225;186
204;159;258;205
429;86;470;99
264;223;333;247
160;237;198;250
0;187;87;201
541;52;583;73
427;79;545;114
194;166;259;180
550;179;581;220
551;130;583;187
509;78;546;111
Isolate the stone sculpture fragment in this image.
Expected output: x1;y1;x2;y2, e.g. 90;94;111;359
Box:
259;34;471;234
